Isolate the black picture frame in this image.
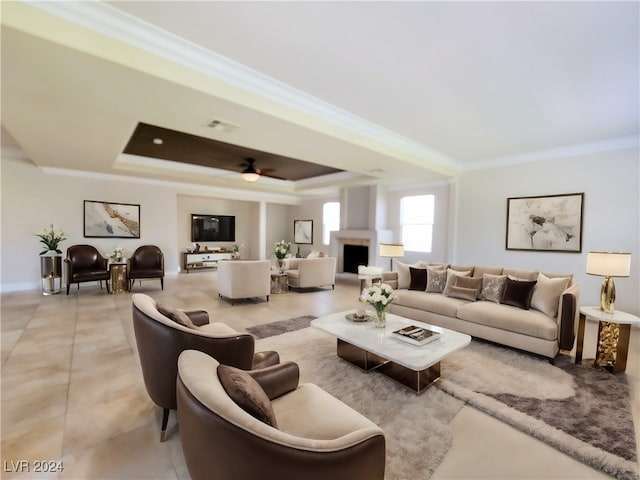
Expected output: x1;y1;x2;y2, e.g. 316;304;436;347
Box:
84;200;141;238
293;219;313;244
505;192;584;252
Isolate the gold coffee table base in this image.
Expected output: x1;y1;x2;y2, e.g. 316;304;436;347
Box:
337;339;440;394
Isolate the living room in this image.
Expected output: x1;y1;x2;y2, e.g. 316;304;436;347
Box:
2;2;639;479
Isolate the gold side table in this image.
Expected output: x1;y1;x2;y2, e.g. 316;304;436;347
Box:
270;273;288;294
109;262;128;294
575;306;640;373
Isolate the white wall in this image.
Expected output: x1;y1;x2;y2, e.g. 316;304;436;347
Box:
176;195;258;263
386;182;451;265
288;196;338;256
454;147;640;315
0;155;296;291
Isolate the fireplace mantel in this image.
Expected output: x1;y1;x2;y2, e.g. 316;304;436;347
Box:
330;229;393;272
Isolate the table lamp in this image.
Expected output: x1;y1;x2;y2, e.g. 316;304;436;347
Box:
586;251;631;313
379;243;404;271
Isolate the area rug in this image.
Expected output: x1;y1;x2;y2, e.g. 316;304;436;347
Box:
246;315;316;339
255;320;639;480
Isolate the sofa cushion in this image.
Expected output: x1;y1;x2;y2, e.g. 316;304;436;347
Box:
409;267;427;291
530;273;571;318
456;301;558;341
217;365;278;428
396;261;415;289
473;266;503;278
443;268;471;295
455;275;483;293
503;268;538;281
479;274;507;303
501;277;537;310
395;290;468;317
426;266;447;293
156;303;196;328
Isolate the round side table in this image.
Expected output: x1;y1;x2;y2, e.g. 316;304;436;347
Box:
574;306;640;374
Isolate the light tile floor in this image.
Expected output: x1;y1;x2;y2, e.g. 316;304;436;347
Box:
1;272;638;479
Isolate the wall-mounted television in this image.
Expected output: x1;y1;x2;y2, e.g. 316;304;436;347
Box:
191;214;236;242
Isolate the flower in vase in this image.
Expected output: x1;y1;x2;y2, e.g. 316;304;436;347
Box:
359;283;398;316
273;240;291;260
36;224;67;255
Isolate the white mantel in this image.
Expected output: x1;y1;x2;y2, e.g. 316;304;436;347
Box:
330;229;393;272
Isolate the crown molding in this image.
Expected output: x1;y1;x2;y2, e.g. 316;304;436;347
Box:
25;1;459;175
1;145;29;160
463;135;640;171
39;166;301;205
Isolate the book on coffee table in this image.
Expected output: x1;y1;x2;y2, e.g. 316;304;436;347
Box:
392;325;441;346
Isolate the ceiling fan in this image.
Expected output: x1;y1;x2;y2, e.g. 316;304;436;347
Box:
240;158;284;182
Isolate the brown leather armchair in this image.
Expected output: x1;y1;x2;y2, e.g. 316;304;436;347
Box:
131;293;280;441
128;245;164;291
177;350;386;480
64;244;110;295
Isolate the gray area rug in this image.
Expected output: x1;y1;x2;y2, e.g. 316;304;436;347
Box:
254;318;639;480
246;315;316;339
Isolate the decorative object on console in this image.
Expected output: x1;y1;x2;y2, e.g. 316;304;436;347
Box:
84;200;140;238
360;283;398;328
110;246;124;262
379;243;404;271
586;251;631;313
506;192;583;252
293;219;313;244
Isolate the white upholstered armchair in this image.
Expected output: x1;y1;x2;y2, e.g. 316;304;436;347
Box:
284;257;337;290
217;260;271;305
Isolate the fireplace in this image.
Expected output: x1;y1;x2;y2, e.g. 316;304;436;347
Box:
343;244;369;273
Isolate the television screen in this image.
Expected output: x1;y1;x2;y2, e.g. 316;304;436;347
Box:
191;214;235;242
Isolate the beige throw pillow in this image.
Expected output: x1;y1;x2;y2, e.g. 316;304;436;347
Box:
443;268;471;295
530;273;571;318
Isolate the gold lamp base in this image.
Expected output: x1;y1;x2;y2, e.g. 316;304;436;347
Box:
600;276;616;313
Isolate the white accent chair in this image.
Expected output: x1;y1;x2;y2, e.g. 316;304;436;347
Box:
217;260;271;305
284;257;337;291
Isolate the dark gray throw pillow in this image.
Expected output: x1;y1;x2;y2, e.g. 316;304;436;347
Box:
500;277;537;310
156;303;196;328
217;364;278;428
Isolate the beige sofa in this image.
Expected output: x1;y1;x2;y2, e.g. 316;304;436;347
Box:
383;263;580;360
217;260;271;304
284;257;337;290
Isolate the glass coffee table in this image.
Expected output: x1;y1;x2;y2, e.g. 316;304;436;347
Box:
311;311;471;394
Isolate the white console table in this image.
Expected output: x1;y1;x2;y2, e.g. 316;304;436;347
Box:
183;252;234;272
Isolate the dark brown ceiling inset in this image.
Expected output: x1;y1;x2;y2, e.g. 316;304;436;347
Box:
123;123;343;181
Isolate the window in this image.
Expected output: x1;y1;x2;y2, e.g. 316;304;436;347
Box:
323;202;340;245
400;195;434;252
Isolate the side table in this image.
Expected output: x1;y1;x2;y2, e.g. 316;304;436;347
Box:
270;272;288;294
110;262;128;294
575;306;640;373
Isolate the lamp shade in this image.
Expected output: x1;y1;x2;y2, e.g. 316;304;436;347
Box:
586;251;631;277
379;243;404;258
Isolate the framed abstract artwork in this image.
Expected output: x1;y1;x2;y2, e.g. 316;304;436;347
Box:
505;193;584;252
293;219;313;244
84;200;141;238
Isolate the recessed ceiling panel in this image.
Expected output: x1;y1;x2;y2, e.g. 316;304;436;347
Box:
123;123;343;181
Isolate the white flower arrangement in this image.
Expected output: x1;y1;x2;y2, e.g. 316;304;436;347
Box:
273;240;291;260
36;224;66;254
359;283;398;315
111;246;124;260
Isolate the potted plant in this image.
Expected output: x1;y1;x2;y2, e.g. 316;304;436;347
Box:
36;224;67;255
359;283;398;328
273;240;291;271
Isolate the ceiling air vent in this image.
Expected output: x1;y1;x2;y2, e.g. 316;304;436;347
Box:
206;119;239;133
